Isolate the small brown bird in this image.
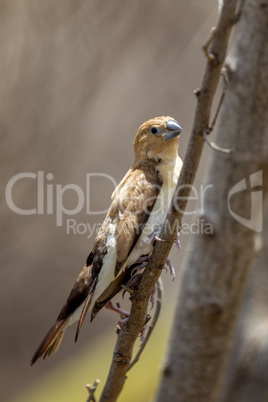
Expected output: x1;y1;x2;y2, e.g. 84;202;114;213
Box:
31;116;182;365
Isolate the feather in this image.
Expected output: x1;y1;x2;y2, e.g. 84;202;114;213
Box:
31;320;66;365
31;116;182;364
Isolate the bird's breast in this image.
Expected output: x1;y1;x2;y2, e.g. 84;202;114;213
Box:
124;156;183;268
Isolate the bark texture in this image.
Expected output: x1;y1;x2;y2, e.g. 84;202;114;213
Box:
221;208;268;401
156;0;268;401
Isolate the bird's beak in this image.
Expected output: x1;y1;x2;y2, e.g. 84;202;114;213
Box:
165;119;182;141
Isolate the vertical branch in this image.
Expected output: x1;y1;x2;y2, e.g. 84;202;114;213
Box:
157;0;268;401
99;1;239;401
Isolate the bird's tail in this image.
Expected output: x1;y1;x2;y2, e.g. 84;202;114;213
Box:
31;320;67;365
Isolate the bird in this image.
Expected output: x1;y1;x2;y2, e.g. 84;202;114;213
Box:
31;116;182;365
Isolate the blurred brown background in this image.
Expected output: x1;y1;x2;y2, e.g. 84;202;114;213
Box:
0;1;218;401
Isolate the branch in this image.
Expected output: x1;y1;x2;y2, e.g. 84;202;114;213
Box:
157;0;268;400
203;128;234;154
99;2;238;401
127;279;163;371
86;379;100;402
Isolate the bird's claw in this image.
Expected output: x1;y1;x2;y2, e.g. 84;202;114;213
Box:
121;284;134;295
139;225;164;247
105;301;130;332
164;258;175;281
105;301;129;318
135;255;150;264
149;286;156;310
154;235;165;242
139;324;148;343
116;317;129;333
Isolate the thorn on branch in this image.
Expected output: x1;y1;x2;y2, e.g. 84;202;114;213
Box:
203;27;219;63
86;379;100;402
194;87;201;97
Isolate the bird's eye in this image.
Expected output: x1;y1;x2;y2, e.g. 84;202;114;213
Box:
150;127;159;135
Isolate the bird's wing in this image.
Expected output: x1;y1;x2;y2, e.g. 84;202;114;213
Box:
87;162;162;319
31;163;162;364
114;163;162;274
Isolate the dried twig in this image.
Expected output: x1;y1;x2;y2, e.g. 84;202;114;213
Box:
86;379;100;402
203;128;234;154
202;68;234;154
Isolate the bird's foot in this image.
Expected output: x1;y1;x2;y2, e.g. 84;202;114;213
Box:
135;255;150;264
116;317;129;332
105;301;129;318
164;258;175;281
123;272;143;293
106;300;150;336
139;225;165;247
122;256;150;296
149;285;157;309
139;319;151;342
124;255;164;309
105;301;130;332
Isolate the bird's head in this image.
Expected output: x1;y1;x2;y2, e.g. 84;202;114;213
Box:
133;116;182;163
